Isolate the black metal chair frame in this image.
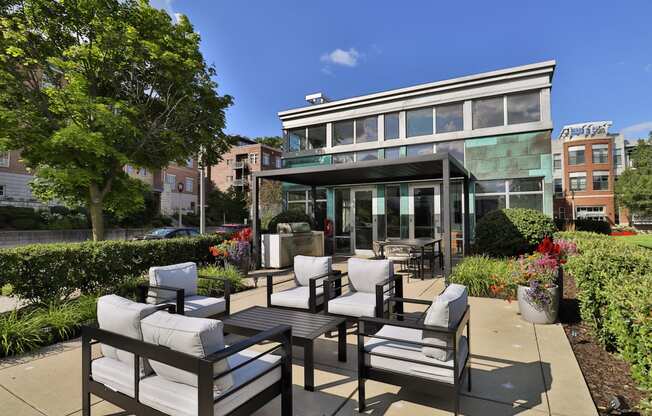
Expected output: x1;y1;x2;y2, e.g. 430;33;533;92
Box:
357;297;471;416
266;270;341;314
136;274;231;318
82;322;293;416
323;272;404;325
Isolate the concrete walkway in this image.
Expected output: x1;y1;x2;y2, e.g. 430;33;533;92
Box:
0;264;597;415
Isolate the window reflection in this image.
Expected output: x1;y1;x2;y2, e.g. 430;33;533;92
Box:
473;97;504;129
436;103;463;133
407;108;433;137
507;92;540;124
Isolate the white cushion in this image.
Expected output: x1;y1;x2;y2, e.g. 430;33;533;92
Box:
365;325;468;384
148;262;198;303
166;295;226;318
327;292;386;318
347;258;393;293
270;286;324;309
294;255;331;287
91;357;138;397
96;295;158;375
139;348;281;416
422;284;468;361
140;311;233;393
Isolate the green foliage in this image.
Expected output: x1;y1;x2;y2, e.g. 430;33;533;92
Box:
0;235;224;302
197;264;245;297
573;219;611;234
0;0;233;240
616;140;652;217
255;136;284;149
0;310;44;357
205;188;248;225
474;208;556;257
449;255;513;297
1;284;13;296
267;211;315;234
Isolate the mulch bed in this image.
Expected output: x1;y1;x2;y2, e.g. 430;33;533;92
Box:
560;274;644;415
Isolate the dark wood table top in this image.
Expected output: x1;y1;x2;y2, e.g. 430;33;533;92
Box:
222;306;346;341
376;237;441;248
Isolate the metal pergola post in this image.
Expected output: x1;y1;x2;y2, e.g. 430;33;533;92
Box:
442;158;452;282
463;176;470;255
252;175;261;269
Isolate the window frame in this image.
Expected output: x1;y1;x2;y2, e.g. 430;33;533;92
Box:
286;124;327;151
569;174;587;192
553;153;562;170
384;112;400;140
506;91;541;125
472;96;505;129
262;153;270;166
592;171;609;191
0;151;9;167
435;102;464;134
185;177;194;193
592;144;609;164
406;107;434;138
0;184;5;198
568;146;586;165
474;178;545;220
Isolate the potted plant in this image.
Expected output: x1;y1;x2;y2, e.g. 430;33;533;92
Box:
209;228;252;275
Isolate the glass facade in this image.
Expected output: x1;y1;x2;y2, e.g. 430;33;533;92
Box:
333;152;354;164
473;96;504;129
355;116;378;143
385;185;401;238
356;149;378;161
333;120;354;145
436;140;464;163
384;113;400;139
406;108;433;137
435;103;463;133
507;91;540;124
407;143;433;157
384;147;401;160
474;178;544;221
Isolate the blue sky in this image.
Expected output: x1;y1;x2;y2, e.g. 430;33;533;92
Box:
151;0;652;140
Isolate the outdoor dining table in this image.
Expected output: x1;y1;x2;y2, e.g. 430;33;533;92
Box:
376;237;442;278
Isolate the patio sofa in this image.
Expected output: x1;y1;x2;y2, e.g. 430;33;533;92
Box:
357;283;471;415
83;294;292;416
324;258;403;323
137;262;230;319
266;255;339;313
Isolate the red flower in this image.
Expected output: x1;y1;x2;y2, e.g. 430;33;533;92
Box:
234;227;252;242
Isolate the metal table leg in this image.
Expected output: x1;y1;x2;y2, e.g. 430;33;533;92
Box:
337;321;347;362
304;342;314;391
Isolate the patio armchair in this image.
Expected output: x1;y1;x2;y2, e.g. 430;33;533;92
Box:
137;262;231;319
357;283;471;416
266;255;338;313
83;294;292;416
324;258;403;323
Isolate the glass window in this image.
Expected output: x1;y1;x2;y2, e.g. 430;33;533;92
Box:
475;180;505;194
406;143;433;157
553;153;562;170
613;148;622;166
406;108;433;137
185;177;194;193
355;116;378;143
307;125;326;149
509;178;543;192
384;147;401;160
475;195;506;222
592;171;609;190
554;178;563;195
333;120;354;146
0;184;4;197
287;190;306;201
569;175;587;191
385;185;401;238
510;194;543;210
473;96;504;129
576;206;606;220
0;152;9;167
568;146;585;165
384;113;400;140
507;91;540;124
356;150;378;162
592;144;609;164
262;154;270;166
276;158;282;168
165;173;176;186
186;158;193;168
332;152;354;164
436;140;464;163
435;103;463;133
309;188;328;200
287;128;306;152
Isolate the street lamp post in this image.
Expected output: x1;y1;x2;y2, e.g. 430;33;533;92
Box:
177;182;184;226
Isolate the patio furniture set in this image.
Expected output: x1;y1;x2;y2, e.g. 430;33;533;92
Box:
82;255;471;415
374;237;444;280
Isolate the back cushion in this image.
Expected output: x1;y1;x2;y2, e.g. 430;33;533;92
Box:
147;262;198;303
294;255;332;287
422;284;468;361
140;312;233;393
347;258;393;293
97;295;158;374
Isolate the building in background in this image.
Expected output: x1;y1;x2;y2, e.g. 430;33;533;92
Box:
551;121;628;224
0;150;52;208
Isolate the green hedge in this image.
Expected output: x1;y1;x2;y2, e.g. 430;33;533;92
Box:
474;208;556;257
0;235;224;303
560;231;652;409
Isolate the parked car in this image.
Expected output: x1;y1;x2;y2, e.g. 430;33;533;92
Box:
133;227;200;240
214;223;247;236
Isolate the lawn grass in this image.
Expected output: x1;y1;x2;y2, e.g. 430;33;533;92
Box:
614;234;652;249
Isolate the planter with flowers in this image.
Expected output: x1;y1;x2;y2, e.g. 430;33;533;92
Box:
209;228;252;275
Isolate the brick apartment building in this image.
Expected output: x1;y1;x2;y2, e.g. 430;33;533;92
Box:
551;121;628;224
0;150;52;208
208;137;282;193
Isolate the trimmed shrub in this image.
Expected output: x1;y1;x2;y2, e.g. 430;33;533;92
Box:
198;264;245;297
0;235;224;303
574;218;611;234
267;211;314;234
449;255;512;297
474;208;556;257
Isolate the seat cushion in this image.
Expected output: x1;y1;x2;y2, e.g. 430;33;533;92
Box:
422;284;468;361
91;357;138;397
96;295;158;374
347;258;393;293
148;262;198;303
294;255;332;287
270;286;324;309
327;292;386;318
140;311;233;392
166;295;226;318
139;348;281;416
364;325;468;384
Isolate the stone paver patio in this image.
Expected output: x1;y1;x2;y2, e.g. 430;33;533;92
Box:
0;260;597;415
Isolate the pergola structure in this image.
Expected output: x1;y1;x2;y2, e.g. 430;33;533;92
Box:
251;153;471;278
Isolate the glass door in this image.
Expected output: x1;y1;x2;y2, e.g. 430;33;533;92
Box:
334;188;351;254
352;187;376;255
409;183;441;239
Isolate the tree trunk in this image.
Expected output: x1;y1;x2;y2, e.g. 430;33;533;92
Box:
89;183;105;241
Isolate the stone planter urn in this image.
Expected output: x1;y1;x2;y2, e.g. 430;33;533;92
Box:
517;284;560;324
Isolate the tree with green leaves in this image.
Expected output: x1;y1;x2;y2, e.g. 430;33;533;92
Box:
255;136;283;149
0;0;232;240
616;139;652;218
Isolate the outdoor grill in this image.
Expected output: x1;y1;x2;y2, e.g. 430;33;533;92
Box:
261;222;324;268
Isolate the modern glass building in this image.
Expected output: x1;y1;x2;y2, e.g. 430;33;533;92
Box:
253;61;555;269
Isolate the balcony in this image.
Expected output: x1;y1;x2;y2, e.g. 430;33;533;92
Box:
233;160;249;170
232;178;248;187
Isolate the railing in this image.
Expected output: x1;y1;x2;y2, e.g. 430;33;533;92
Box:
234;160;249;169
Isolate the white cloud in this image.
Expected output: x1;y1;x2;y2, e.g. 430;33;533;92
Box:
621;121;652;138
320;48;361;67
149;0;179;22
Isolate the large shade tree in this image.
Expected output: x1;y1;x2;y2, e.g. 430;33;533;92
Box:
616;139;652;219
0;0;232;240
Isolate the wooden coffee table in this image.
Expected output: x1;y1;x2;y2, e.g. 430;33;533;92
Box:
222;306;347;391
